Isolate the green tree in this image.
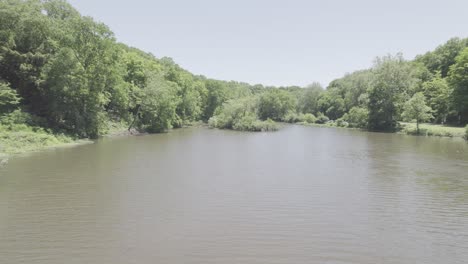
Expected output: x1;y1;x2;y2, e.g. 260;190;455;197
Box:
342;107;368;128
422;72;451;124
326;70;372;112
317;90;345;120
447;47;468;125
208;97;257;129
138;73;180;133
402;92;433;134
0;82;20;114
258;89;296;121
367;54;416;131
202;80;229;120
299;82;323;114
416;37;468;77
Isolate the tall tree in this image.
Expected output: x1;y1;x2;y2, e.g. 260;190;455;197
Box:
299;82;323;115
367;54;416;131
422;72;451;124
447;47;468;125
258;89;296;121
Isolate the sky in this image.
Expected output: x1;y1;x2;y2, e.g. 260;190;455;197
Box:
68;0;468;87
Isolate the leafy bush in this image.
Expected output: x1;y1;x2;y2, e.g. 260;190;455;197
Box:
282;112;302;123
303;113;317;124
258;89;297;121
0;82;20;114
0;110;34;127
0;123;75;155
208;97;278;131
282;112;317;124
316;112;330;124
336;118;349;127
260;119;279;131
233;115;278;131
342;107;368;128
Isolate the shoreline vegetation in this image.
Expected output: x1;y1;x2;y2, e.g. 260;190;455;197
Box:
2;121;466;162
1;1;468;161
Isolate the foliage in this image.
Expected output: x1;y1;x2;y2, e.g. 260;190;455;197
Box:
137;73;180;133
401;93;433;134
416;37;468;77
0;109;77;155
299;83;323;114
0;124;76;155
342;107;368;128
422;73;452;123
202;79;229;121
207;97;280;131
208;97;257;129
447;47;468;124
401;123;465;138
317;90;345;120
282;112;316;124
335;118;349;127
0;82;20;114
282;112;303;123
315;112;330;124
258;89;297;121
323;70;371;115
232;115;278;132
367;54;416;131
0;109;35;128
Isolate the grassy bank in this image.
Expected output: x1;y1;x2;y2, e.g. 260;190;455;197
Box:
293;120;467;139
0;125;90;159
399;122;466;138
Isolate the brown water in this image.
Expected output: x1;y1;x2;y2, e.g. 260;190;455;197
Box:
1;125;468;264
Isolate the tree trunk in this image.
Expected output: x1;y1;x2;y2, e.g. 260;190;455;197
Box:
416;120;420;135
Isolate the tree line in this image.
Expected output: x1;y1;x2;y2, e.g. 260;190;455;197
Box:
1;0;467;138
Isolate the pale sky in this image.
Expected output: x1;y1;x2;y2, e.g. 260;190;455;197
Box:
68;0;468;87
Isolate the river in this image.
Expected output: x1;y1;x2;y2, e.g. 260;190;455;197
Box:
1;125;468;264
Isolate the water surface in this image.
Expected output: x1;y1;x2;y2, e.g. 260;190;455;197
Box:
1;125;468;264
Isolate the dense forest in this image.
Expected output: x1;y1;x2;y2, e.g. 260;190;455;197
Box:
1;0;468;152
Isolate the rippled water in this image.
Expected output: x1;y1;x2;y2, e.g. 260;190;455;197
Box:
1;125;468;264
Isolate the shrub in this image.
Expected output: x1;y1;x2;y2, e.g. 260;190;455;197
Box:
258;118;279;132
316;112;329;124
303;113;317;124
208;116;219;128
0;124;74;155
336;118;349;127
232;113;258;131
282;112;301;123
209;98;279;132
232;115;278;131
343;107;369;128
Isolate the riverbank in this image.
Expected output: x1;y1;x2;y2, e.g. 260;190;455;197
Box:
1;120;465;165
294;120;467;139
0;121;209;163
399;122;466;138
0;121;140;159
0;125;91;161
